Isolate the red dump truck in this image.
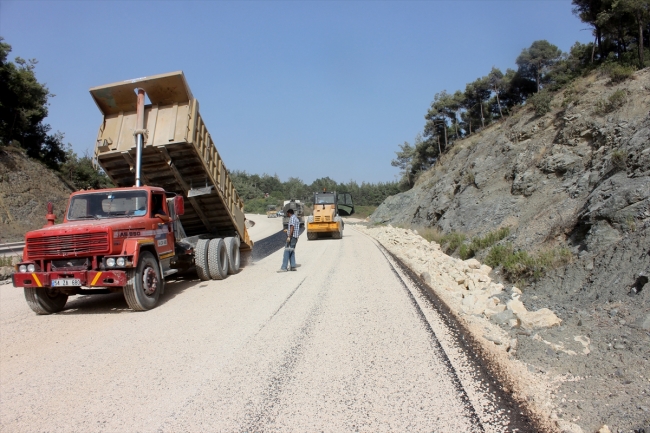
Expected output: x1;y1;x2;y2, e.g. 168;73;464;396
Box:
12;71;253;314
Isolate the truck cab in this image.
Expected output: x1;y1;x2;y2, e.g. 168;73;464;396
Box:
13;186;186;314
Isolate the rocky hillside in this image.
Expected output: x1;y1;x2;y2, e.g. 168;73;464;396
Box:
372;68;650;432
0;145;74;243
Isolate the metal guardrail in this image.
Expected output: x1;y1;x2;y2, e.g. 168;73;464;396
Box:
0;242;24;256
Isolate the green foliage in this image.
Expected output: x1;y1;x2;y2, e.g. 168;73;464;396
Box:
459;227;510;260
516;40;562;93
244;197;283;214
391;1;646;191
485;244;512;268
608;89;628;107
485;243;572;284
58;146;113;190
572;0;649;67
527;90;553;116
352;206;377;219
438;232;466;254
596;89;628;114
230;170;400;212
603;63;636;83
391;141;415;189
0;38;66;169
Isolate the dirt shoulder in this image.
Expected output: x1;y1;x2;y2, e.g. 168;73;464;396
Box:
353;223;650;433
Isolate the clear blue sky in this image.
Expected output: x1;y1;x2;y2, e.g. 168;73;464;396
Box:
1;0;591;185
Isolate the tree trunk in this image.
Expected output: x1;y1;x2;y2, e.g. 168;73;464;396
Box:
591;36;597;63
597;27;603;59
494;85;503;117
437;135;441;158
639;18;644;67
480;102;485;128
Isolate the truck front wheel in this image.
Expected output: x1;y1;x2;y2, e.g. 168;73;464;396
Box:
24;288;68;315
124;251;162;311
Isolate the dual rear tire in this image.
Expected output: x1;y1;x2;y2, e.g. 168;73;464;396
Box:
195;237;241;281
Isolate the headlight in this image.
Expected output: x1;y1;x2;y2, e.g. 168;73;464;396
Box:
27;264;36;273
19;265;27;273
106;258;116;267
116;257;125;267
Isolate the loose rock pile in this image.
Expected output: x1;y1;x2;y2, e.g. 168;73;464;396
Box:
355;224;562;331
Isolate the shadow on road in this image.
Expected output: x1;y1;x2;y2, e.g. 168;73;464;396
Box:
55;228;306;315
57;273;202;315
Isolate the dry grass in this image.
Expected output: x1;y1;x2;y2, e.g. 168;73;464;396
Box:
0;256;19;267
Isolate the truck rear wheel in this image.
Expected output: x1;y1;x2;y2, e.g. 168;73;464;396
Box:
24;288;68;315
124;251;162;311
224;237;241;274
208;238;228;280
195;238;210;281
307;231;318;240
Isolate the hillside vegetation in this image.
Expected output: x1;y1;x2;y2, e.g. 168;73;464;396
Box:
372;67;650;432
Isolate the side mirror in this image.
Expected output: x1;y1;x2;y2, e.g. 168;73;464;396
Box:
174;195;185;216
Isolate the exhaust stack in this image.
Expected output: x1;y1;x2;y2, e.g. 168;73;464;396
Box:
44;202;55;227
134;88;146;187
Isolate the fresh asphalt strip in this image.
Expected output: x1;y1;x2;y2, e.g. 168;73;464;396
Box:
251;228;305;263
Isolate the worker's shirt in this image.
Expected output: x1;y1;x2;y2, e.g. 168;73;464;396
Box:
288;214;300;238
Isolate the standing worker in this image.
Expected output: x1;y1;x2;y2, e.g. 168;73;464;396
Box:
278;208;300;272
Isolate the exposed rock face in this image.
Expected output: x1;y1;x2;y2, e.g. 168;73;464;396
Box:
0;146;74;242
370;68;650;432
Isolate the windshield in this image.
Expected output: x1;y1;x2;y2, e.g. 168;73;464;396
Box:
67;190;149;220
314;193;335;204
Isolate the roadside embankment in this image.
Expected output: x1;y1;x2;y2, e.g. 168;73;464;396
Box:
353;223;649;433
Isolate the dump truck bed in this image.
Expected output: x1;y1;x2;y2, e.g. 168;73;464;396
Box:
91;72;252;249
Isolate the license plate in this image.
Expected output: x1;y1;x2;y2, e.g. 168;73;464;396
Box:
52;279;81;287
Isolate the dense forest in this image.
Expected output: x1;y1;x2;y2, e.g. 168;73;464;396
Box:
392;0;650;189
230;170;400;215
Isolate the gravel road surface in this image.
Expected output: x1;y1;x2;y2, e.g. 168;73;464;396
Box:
0;219;528;432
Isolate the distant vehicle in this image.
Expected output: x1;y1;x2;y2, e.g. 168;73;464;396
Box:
307;191;354;240
282;199;304;229
266;205;278;218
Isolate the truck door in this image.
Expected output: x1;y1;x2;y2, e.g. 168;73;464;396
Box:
151;193;175;258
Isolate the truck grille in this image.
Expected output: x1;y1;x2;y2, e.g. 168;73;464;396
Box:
26;232;110;258
314;216;331;222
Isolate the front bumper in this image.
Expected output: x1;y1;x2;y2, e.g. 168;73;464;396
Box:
12;270;127;289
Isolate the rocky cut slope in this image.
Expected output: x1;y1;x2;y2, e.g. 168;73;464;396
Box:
0;145;74;243
372;68;650;432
